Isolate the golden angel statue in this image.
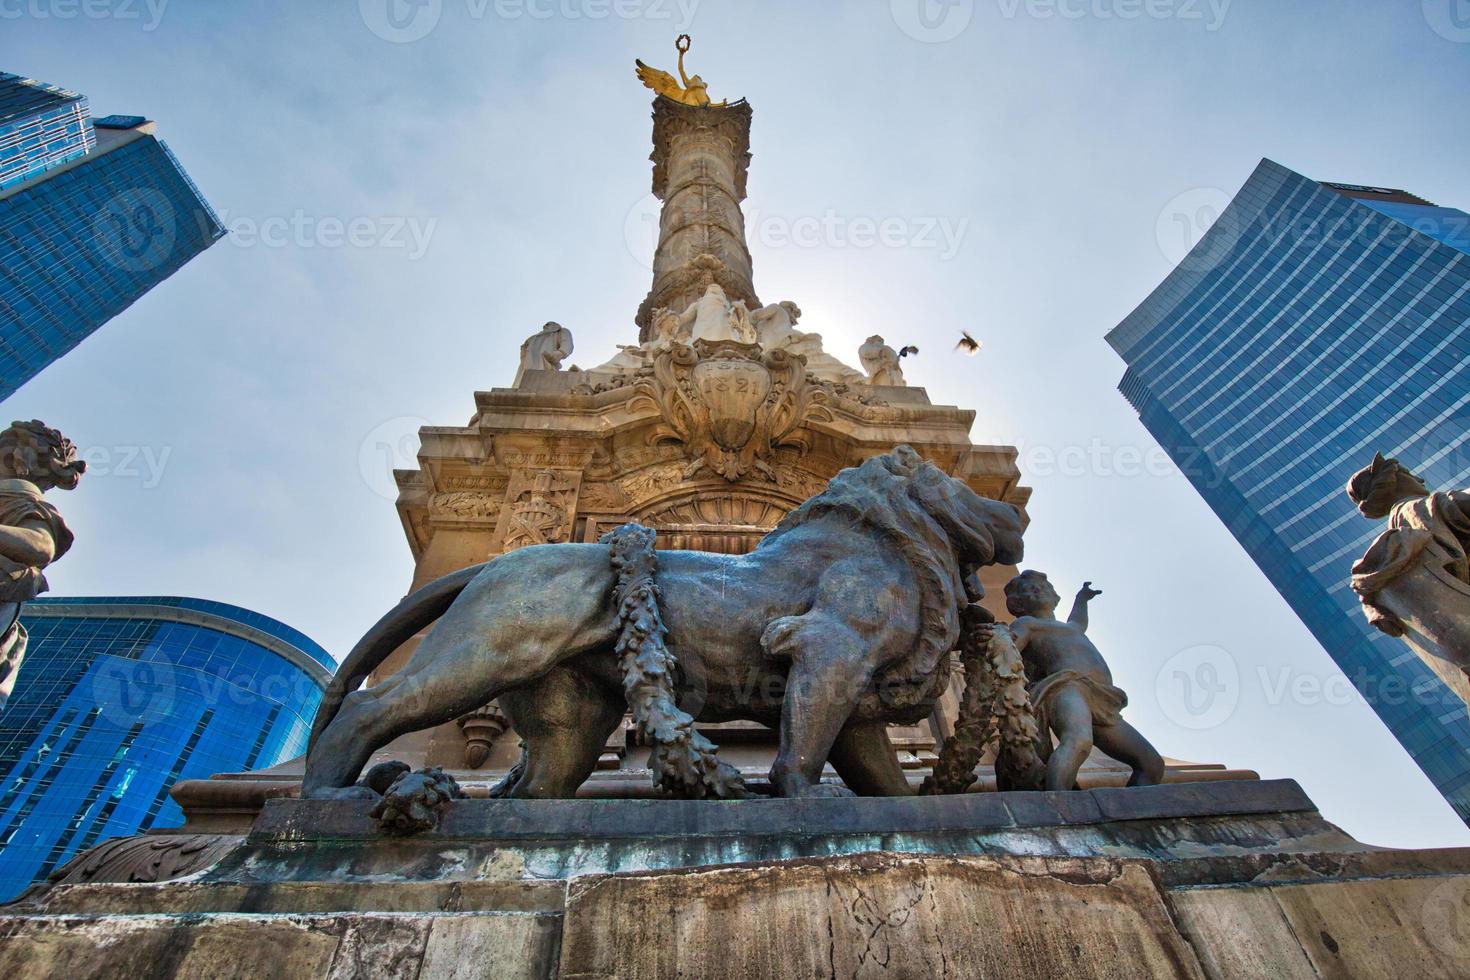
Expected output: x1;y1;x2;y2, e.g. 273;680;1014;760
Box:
635;34;726;108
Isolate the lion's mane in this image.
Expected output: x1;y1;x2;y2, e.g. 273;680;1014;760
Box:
758;447;972;697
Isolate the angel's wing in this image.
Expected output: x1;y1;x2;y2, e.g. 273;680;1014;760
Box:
635;60;683;100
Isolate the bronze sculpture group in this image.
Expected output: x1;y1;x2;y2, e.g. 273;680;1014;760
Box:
303;445;1167;816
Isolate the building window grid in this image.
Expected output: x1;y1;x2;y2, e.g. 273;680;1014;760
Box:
1123;170;1316;370
1182;241;1438;441
0;136;221;399
1111;160;1470;822
0;605;326;900
1158;206;1393;407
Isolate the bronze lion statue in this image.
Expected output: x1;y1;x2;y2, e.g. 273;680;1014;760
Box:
303;446;1024;801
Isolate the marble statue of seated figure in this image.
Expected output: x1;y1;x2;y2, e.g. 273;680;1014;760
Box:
1003;571;1164;791
583;308;681;378
512;321;574;388
859;335;909;387
678;284;756;345
649;306;686;350
750;300;808;351
749;301;866;385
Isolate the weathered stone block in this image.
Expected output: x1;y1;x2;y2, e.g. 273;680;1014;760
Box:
558;852;1206;979
1168;887;1321;978
418;914;562;980
1171;873;1470;979
0;915;340;979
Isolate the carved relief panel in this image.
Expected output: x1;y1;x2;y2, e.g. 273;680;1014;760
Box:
493;469;582;554
637;339;822;482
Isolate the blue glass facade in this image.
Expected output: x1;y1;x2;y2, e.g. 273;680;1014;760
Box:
0;115;223;402
0;598;332;901
0;73;94;192
1108;159;1470;823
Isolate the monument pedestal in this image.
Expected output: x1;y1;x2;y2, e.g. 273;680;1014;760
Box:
5;780;1469;978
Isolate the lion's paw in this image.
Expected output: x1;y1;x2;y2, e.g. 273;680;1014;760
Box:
369;767;464;836
358;760;411;796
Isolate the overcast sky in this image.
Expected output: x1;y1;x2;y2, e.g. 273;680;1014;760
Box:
5;0;1469;848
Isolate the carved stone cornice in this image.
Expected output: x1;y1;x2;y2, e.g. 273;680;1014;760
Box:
394;371;1031;562
649;96;752;201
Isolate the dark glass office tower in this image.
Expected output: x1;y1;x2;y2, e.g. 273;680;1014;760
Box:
0;79;224;402
1108;158;1470;822
0;597;332;901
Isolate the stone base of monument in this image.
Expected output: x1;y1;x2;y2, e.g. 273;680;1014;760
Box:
3;780;1468;978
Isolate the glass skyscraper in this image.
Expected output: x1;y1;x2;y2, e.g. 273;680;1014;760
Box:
0;73;94;192
1108;158;1470;822
0;75;223;402
0;597;332;901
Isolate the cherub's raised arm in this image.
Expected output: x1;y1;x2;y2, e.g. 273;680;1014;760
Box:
1068;582;1102;633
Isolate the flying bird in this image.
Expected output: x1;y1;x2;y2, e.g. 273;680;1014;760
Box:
898;345;919;358
954;332;982;356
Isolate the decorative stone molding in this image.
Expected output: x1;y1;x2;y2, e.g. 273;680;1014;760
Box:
497;470;581;552
615;462;689;504
457;702;510;769
571;369;651;396
637;339;818;482
19;833;241;901
494;450;594;470
438;475;506;491
429;491;501;521
637;491;800;554
639;494;791;529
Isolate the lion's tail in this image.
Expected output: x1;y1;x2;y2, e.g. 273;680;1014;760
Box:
306;562;491;756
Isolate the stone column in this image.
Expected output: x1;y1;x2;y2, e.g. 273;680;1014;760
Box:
635;96;759;342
